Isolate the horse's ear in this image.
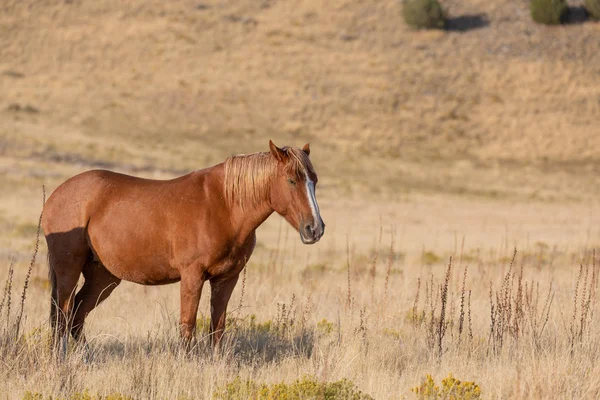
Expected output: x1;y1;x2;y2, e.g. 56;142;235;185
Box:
302;143;310;156
269;140;286;162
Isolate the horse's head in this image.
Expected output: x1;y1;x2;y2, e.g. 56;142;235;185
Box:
269;140;325;244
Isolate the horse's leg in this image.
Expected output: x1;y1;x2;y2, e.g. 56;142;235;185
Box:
47;233;89;358
209;273;240;349
71;262;121;346
179;271;206;347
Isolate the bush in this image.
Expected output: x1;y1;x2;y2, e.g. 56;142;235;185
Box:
317;318;334;335
530;0;567;24
213;376;374;400
412;374;481;400
586;0;600;20
402;0;446;30
22;391;133;400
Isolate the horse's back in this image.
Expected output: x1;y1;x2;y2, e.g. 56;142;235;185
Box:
43;169;196;233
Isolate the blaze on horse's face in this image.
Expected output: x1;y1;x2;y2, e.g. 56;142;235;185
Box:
269;141;325;244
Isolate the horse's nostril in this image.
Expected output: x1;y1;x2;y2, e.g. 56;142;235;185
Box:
305;224;313;235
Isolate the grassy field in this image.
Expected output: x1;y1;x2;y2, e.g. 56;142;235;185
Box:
2;0;600;398
1;212;600;399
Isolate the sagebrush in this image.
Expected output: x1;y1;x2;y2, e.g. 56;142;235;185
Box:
530;0;567;24
402;0;446;29
586;0;600;20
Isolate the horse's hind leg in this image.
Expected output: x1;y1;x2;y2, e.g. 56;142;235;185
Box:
47;230;90;356
71;261;121;344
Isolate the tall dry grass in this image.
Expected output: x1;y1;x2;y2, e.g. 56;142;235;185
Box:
1;218;600;399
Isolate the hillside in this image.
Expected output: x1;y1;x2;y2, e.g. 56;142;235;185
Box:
1;0;600;201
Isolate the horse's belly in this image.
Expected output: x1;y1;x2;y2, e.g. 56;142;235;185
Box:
88;222;181;285
100;256;181;285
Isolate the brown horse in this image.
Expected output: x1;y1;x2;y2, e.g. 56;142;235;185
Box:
42;141;324;354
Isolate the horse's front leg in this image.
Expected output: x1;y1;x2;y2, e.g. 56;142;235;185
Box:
209;273;240;349
179;270;206;347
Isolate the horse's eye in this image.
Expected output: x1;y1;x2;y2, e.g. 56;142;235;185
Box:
287;178;296;185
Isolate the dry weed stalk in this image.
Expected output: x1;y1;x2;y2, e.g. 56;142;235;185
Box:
448;289;456;341
411;257;467;358
579;261;590;341
383;229;395;302
0;260;15;327
356;307;368;354
513;262;524;346
274;295;298;339
437;257;452;357
14;187;45;340
569;263;583;353
289;294;297;327
300;293;313;329
370;224;383;301
458;266;468;343
534;281;553;345
569;252;598;355
412;277;421;326
346;235;352;310
425;273;438;353
488;281;496;355
237;264;247;315
456;235;465;292
467;289;473;344
588;250;598;326
488;249;533;354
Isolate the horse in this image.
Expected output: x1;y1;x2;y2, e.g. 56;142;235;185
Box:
42;140;325;355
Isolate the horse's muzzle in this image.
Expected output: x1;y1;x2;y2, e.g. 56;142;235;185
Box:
300;219;325;244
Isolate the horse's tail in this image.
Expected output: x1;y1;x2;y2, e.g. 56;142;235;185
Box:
48;253;58;332
41;185;58;335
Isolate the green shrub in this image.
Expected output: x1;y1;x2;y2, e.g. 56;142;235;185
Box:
586;0;600;20
530;0;567;24
412;374;481;400
197;313;275;336
248;314;274;334
382;327;402;339
213;376;374;400
317;318;334;335
22;391;133;400
422;251;442;266
402;0;446;29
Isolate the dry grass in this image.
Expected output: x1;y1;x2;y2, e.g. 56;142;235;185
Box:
1;214;600;398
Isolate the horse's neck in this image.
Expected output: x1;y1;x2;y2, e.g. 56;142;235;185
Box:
229;201;274;246
211;162;274;245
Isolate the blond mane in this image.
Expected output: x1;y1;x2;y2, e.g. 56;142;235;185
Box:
223;147;315;209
